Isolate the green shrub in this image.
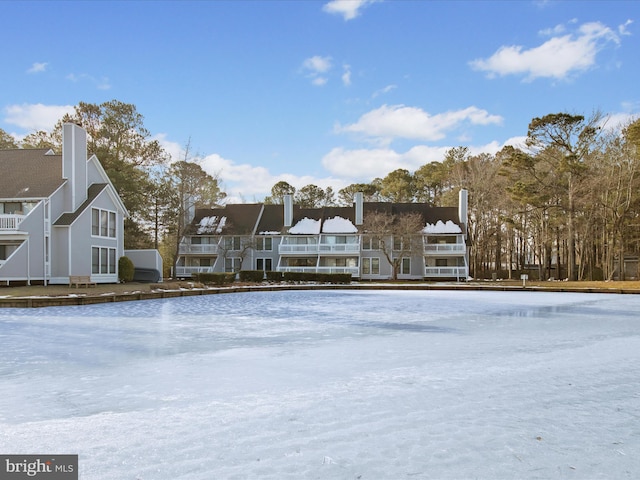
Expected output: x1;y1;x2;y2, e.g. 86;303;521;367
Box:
118;256;135;283
281;272;352;283
265;271;284;282
318;273;352;284
192;272;236;285
239;270;265;282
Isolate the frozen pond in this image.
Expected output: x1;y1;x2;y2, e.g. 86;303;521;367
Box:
1;289;639;479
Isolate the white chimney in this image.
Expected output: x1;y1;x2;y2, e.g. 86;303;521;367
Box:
354;192;363;225
62;123;88;211
283;194;293;227
458;189;468;236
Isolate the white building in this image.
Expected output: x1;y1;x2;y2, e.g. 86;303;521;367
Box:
175;190;469;281
0;124;128;285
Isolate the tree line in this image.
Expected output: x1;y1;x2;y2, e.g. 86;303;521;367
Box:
2;100;639;280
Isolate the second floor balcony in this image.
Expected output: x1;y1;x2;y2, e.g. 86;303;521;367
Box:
0;214;26;232
178;243;219;255
318;243;360;254
423;243;466;255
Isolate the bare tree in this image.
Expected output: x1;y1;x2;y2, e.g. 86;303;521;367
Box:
362;211;424;280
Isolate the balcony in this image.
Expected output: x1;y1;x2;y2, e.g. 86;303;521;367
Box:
278;244;319;254
178;243;219;255
318;243;360;254
174;266;215;277
423;243;466;255
278;266;359;276
0;214;26;232
424;266;468;278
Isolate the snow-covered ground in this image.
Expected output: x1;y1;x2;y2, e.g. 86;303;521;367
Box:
1;289;639;479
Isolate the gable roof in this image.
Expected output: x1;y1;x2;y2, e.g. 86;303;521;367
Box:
0;149;65;199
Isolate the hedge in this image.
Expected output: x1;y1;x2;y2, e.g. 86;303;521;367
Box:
282;272;351;284
265;271;284;282
192;272;236;285
239;270;265;282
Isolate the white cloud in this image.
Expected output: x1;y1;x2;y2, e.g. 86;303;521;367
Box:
312;76;328;86
198;152;346;202
27;62;48;74
301;55;333;86
342;64;352;86
539;24;566;36
372;84;396;98
322;0;379;21
599;112;639;133
470;21;624;81
619;19;633;36
3;103;75;132
302;55;332;74
321;137;527;182
154;133;184;162
335;104;503;144
66;72;112;90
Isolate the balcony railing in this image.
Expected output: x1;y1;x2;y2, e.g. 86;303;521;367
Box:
178;244;219;254
174;266;215;277
424;267;468;278
278;244;319;254
278;266;359;276
423;243;466;254
318;244;360;254
0;214;25;231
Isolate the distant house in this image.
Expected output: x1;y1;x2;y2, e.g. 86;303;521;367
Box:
175;190;469;281
0;124;128;285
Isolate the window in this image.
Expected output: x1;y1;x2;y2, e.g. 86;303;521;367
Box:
362;236;379;250
362;257;380;275
188;257;213;267
256;258;273;271
92;247;117;274
224;236;241;251
92;209;99;235
224;257;241;272
192;236;217;245
401;257;411;275
256;237;273;251
0;202;22;214
436;258;448;267
393;236;403;251
92;208;116;238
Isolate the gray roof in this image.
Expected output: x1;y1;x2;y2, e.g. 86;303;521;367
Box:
0;149;65;198
188;201;462;236
53;184;108;226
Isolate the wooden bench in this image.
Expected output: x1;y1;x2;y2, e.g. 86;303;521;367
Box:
69;275;97;288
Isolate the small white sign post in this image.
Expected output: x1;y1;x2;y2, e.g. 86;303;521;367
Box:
521;274;529;287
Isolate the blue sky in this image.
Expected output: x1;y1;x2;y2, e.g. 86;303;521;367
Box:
1;0;638;202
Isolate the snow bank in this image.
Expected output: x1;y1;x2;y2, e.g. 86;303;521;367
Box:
289;217;321;234
423;220;461;234
322;216;358;233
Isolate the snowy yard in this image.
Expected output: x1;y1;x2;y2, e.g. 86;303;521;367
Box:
1;289;639;479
